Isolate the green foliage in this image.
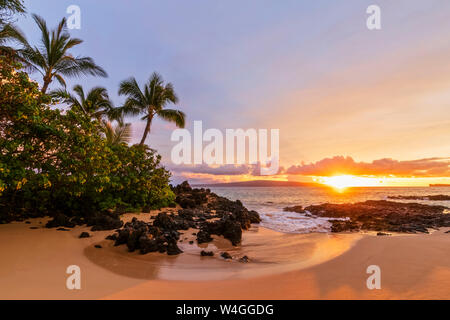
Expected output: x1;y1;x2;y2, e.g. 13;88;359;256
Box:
0;57;175;221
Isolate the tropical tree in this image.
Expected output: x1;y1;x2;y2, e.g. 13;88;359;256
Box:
18;14;107;94
117;72;186;145
0;0;25;58
0;22;25;57
51;84;113;121
1;56;175;217
0;0;25;25
102;118;132;146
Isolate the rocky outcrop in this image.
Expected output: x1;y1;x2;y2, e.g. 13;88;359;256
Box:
283;205;305;213
388;195;450;201
173;181;261;246
304;200;450;234
45;210;124;231
110;217;183;255
87;211;124;231
173;181;210;209
106;181;261;255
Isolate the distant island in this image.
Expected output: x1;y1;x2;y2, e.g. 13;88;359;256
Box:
430;184;450;187
194;180;321;188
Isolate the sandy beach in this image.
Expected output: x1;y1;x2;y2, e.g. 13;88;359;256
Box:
0;213;449;300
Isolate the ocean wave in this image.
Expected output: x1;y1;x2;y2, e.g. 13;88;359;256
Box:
259;210;348;234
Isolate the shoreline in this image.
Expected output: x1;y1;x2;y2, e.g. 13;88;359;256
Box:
0;213;449;299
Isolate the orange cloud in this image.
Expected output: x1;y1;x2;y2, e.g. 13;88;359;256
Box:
286;156;450;177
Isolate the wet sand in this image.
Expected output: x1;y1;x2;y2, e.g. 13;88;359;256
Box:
0;214;449;299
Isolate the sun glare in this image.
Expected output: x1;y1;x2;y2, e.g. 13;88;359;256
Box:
320;175;379;190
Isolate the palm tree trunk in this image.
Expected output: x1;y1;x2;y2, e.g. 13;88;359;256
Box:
41;81;50;94
139;116;153;145
41;75;51;94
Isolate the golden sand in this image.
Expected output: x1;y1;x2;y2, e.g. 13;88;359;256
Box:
0;214;449;300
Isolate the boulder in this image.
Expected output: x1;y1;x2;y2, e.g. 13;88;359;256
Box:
197;229;213;244
46;214;75;229
222;219;242;246
88;212;123;231
139;235;159;254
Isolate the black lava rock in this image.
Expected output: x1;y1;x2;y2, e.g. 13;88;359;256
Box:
221;252;232;260
139;235;159;254
46;214;75;229
105;234;117;241
88;211;123;231
197;229;213;244
239;256;250;263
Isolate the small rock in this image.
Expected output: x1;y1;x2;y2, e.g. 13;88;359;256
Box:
221;252;232;260
79;232;90;238
201;250;214;257
239;256;250;263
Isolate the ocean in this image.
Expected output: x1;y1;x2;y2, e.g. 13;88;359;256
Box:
208;186;450;234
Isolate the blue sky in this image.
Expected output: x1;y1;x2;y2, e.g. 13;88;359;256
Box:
18;1;450;184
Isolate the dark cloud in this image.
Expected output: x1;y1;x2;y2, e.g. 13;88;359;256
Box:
168;163;284;176
169;164;254;176
286;156;450;177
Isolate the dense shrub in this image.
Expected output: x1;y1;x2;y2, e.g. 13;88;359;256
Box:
0;57;174;221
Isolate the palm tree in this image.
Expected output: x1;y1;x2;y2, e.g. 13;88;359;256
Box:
18;14;107;94
102;118;132;145
0;0;25;25
51;85;113;121
0;23;25;58
118;72;186;145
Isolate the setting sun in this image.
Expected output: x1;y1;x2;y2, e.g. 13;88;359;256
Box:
319;175;380;190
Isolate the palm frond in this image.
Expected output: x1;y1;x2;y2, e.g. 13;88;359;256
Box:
119;77;145;102
118;72;183;144
101;119;132;145
157;109;186;128
16;15;107;93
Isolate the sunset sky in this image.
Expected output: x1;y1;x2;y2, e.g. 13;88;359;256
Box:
19;0;450;185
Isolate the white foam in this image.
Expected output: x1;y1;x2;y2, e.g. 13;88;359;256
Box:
259;210;348;234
